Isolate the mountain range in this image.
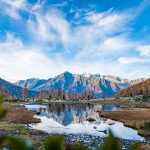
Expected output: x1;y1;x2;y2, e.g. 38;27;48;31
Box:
14;72;146;98
0;72;147;99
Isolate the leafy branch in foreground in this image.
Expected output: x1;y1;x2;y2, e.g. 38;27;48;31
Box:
0;135;33;150
44;134;65;150
0;95;7;118
98;130;121;150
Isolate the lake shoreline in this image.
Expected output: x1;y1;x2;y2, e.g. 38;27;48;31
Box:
3;100;150;137
2;103;40;124
18;98;150;109
98;109;150;137
1;100;150;149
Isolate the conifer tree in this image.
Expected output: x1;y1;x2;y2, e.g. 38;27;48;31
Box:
84;90;86;100
62;89;66;100
23;82;28;100
68;88;71;100
49;90;52;100
91;90;94;99
39;89;43;100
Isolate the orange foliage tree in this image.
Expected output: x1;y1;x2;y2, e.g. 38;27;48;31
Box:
23;82;28;100
39;89;44;100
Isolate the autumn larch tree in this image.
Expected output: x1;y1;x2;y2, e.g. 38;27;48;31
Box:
49;90;51;100
43;90;46;99
68;88;72;100
23;82;28;100
88;90;93;100
39;89;44;100
58;88;63;100
101;91;105;100
87;91;89;100
78;93;84;100
91;90;94;99
84;90;87;100
74;93;78;101
62;89;66;100
51;89;55;99
49;90;52;100
55;90;59;100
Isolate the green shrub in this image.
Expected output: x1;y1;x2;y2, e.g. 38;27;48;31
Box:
0;95;7;118
130;142;141;150
143;122;150;131
97;130;121;150
44;134;65;150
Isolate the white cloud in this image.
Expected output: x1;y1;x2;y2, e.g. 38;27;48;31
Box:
118;57;150;64
67;9;135;59
51;1;68;7
0;50;55;81
0;0;27;20
0;33;23;51
0;34;67;81
84;10;131;33
3;6;21;19
0;34;149;82
1;0;26;9
137;45;150;57
28;9;70;45
26;5;134;57
94;35;132;56
0;1;137;56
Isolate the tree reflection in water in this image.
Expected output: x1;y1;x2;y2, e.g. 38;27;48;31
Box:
37;103;120;126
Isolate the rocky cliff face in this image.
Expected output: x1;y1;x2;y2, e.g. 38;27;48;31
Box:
15;72;147;98
15;78;47;90
117;78;150;97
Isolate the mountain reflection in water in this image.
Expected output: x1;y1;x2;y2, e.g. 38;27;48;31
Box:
25;103;144;141
26;103;120;126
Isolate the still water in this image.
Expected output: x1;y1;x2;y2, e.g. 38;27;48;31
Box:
25;103;144;141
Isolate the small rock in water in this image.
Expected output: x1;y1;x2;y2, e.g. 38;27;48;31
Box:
86;118;96;122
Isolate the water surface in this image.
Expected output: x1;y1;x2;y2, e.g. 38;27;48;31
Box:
25;103;144;141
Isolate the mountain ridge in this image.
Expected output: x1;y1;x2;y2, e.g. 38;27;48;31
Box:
117;78;150;97
0;78;39;98
14;72;147;98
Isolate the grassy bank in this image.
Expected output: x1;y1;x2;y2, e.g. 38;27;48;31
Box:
2;103;40;123
99;109;150;136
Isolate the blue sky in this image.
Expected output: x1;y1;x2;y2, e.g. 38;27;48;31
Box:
0;0;150;82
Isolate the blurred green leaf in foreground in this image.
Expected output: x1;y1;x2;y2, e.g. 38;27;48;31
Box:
0;94;7;118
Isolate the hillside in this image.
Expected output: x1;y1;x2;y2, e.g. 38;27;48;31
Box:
15;72;146;98
0;78;39;99
117;78;150;97
15;78;47;90
0;85;11;98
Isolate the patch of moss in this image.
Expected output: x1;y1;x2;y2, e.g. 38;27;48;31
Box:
17;125;29;136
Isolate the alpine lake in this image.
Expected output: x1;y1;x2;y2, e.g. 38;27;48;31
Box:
24;103;145;149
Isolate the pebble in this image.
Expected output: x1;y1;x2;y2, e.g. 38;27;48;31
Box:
0;129;149;150
63;133;144;150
